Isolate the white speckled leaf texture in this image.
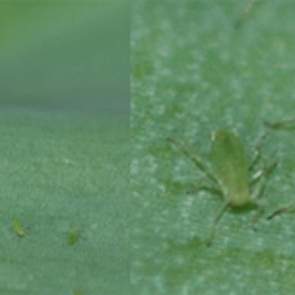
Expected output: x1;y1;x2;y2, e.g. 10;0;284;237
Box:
0;111;129;295
131;1;295;294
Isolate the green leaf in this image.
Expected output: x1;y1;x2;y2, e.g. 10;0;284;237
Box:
0;110;129;295
132;1;295;294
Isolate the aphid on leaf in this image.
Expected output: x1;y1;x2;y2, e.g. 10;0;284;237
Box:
67;227;81;246
12;218;27;238
168;129;277;246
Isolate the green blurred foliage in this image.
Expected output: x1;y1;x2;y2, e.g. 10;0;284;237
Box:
0;1;128;113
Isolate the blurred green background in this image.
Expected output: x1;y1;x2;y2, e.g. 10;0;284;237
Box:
0;1;128;113
132;0;295;294
0;1;129;295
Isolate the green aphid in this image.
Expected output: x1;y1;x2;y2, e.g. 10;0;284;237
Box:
67;227;80;246
12;218;27;238
168;129;277;246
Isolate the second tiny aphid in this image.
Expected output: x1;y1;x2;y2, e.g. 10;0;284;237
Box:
168;129;277;245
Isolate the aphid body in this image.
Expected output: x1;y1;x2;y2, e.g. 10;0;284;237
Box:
12;218;27;238
67;227;80;246
210;130;250;207
168;128;277;245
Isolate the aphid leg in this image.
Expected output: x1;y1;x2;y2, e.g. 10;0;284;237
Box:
250;161;278;227
167;137;218;185
249;131;269;172
206;201;230;247
264;118;295;131
267;207;289;220
267;205;295;220
251;201;266;230
250;173;269;201
250;160;278;188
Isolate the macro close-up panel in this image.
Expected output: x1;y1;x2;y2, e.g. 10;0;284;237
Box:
131;0;295;294
0;1;129;295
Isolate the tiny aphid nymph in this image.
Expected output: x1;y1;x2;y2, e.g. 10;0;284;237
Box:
168;129;277;245
12;218;27;238
67;227;81;246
